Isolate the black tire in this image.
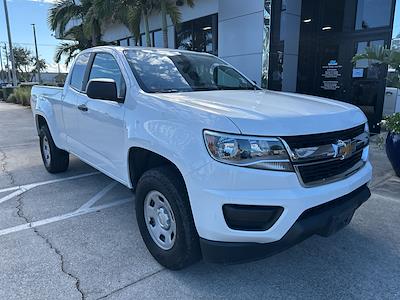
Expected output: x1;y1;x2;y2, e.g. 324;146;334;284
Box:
39;125;69;173
136;166;201;270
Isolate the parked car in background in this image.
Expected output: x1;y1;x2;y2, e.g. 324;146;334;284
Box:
31;46;372;269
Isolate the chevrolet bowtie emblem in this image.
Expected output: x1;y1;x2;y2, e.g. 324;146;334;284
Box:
332;139;356;160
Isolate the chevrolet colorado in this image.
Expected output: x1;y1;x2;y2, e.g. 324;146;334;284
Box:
31;46;372;269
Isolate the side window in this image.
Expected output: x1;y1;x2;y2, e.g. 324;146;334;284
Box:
214;66;251;88
70;53;91;91
88;53;126;98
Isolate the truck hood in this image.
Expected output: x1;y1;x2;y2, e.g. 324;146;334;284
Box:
155;90;367;136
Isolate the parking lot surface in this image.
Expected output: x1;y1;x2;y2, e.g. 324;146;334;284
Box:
0;102;399;299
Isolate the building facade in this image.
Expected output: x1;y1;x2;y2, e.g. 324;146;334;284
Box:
100;0;398;132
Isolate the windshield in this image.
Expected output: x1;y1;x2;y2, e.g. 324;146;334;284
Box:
124;49;257;93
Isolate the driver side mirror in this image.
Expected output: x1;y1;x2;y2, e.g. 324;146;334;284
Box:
86;78;121;102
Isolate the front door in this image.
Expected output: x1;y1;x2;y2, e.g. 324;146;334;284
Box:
75;52;127;183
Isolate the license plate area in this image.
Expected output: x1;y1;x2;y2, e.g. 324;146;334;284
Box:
319;209;356;237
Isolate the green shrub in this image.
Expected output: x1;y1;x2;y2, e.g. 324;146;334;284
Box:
7;93;17;103
13;86;32;106
381;113;400;134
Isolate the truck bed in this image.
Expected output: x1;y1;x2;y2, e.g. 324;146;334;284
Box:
31;85;63;108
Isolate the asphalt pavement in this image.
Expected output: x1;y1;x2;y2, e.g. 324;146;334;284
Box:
0;101;399;299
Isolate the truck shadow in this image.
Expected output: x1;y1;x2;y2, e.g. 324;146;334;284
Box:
167;223;398;298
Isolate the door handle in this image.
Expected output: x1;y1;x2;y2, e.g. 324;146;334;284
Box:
77;104;88;112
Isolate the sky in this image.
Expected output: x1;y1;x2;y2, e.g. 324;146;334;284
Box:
0;0;69;73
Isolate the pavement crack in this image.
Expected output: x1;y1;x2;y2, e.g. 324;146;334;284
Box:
0;149;15;186
15;195;86;300
96;268;165;299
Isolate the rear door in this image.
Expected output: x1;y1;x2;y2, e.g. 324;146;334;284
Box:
62;52;91;155
74;51;127;182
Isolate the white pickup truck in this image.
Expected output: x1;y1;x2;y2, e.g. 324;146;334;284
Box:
31;46;372;269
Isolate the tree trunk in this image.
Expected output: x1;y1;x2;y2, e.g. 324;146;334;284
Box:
92;22;99;47
143;9;151;47
92;32;97;47
161;0;168;48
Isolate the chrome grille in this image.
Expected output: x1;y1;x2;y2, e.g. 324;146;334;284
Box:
295;151;364;186
281;124;368;187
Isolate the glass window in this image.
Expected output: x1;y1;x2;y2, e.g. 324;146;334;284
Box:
70;53;90;91
140;34;146;46
321;0;345;32
119;39;129;46
176;14;218;55
128;37;136;46
356;0;392;30
153;30;163;47
124;49;255;93
176;22;193;51
88;53;126;98
354;40;385;71
193;16;213;53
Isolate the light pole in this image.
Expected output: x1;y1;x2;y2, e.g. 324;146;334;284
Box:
3;43;11;84
31;24;41;83
2;0;18;86
0;45;4;83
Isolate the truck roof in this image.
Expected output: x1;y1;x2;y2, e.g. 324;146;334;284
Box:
83;45;214;56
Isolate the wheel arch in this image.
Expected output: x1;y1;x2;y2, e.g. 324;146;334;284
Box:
35;114;48;134
128;147;187;191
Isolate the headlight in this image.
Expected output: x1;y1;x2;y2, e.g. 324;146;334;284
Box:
203;130;293;171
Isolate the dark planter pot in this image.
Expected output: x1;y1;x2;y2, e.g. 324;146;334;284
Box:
386;132;400;177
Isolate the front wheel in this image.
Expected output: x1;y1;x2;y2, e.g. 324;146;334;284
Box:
39;125;69;173
135;166;201;270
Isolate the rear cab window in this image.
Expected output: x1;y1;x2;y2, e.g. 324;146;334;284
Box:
70;53;91;91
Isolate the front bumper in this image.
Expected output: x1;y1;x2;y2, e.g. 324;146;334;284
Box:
200;184;371;264
185;156;372;243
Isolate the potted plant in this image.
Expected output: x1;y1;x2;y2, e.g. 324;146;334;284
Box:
381;113;400;176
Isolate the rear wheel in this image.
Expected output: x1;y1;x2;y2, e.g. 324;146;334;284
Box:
136;166;201;270
39;125;69;173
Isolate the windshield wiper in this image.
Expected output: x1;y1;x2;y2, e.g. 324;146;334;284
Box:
216;86;255;91
156;89;181;93
192;86;219;91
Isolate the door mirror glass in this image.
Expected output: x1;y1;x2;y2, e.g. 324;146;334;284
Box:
86;79;119;102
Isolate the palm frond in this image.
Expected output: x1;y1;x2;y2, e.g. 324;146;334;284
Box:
126;6;142;41
54;42;80;65
352;46;390;65
48;0;83;36
166;1;181;25
185;0;195;8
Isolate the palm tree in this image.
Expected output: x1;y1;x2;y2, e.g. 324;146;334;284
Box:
352;46;400;88
352;46;397;78
94;0;153;47
352;46;391;66
53;26;92;65
48;0;84;38
48;0;103;47
156;0;195;48
96;0;195;48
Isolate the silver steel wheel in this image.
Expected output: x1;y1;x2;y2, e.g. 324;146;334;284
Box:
42;136;51;167
144;190;176;250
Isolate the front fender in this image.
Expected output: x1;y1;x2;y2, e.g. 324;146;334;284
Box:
124;94;240;180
